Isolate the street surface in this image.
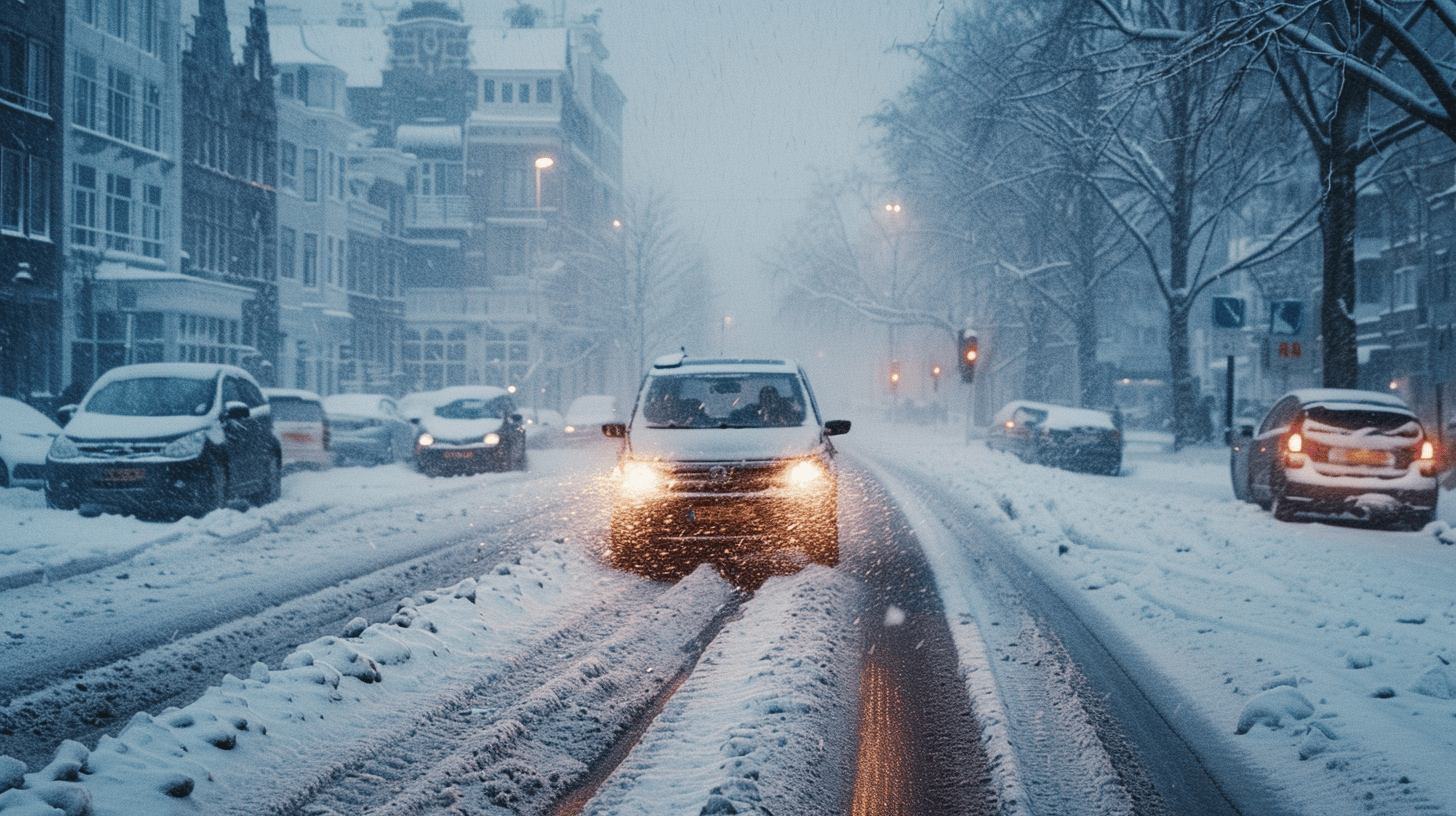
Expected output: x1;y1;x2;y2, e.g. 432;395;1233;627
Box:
0;428;1452;815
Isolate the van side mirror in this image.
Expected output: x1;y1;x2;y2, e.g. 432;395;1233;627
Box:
824;419;851;436
223;401;251;420
602;423;626;439
57;404;78;425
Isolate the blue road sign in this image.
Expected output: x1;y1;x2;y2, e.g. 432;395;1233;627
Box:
1212;297;1246;329
1270;300;1303;335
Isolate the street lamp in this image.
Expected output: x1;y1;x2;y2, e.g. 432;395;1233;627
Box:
534;155;554;215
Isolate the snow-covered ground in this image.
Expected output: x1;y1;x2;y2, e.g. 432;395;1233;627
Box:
2;426;1454;815
855;424;1456;816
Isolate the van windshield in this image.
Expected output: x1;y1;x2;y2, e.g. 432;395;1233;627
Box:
86;377;217;417
641;373;806;428
434;398;504;420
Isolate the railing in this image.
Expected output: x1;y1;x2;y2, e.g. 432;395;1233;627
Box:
406;195;471;229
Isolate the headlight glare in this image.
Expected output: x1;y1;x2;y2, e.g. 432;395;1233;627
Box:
786;459;826;486
418;433;435;447
161;430;207;459
48;435;81;460
483;432;501;446
620;460;665;493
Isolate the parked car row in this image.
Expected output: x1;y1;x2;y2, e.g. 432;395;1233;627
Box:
985;399;1124;476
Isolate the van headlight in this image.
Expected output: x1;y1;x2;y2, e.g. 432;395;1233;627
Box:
48;435;81;460
417;433;435;447
161;430;207;459
483;432;501;446
784;459;828;487
619;460;667;494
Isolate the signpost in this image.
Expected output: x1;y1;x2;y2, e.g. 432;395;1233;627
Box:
1212;297;1246;437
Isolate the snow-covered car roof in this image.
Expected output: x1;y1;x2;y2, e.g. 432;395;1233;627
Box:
565;395;618;424
652;355;799;375
262;388;324;403
425;385;510;405
322;393;396;417
1285;388;1414;415
996;400;1117;430
0;396;62;435
91;362;251;387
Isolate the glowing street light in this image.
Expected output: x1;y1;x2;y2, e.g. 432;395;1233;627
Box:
534;155;555;214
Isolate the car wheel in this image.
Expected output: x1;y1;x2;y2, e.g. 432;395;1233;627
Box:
1271;490;1299;523
253;453;282;506
193;461;227;518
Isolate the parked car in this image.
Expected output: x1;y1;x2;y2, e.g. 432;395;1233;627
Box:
410;386;527;476
604;353;850;578
562;395;619;443
45;363;281;518
1229;388;1439;527
522;407;565;449
322;393;415;465
986;400;1123;475
262;388;332;472
0;396;62;490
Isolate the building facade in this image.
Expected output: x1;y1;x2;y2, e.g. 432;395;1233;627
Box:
0;0;65;401
181;0;281;385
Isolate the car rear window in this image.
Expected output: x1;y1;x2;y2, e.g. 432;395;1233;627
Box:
641;373;806;428
1305;406;1420;437
270;398;324;423
86;377;217;417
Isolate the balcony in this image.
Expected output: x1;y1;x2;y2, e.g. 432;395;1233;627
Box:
406;195;471;230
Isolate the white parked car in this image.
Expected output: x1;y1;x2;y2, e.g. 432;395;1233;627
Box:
0;396;63;490
262;388;332;472
322;393;415;466
522;407;565;448
562;395;619;443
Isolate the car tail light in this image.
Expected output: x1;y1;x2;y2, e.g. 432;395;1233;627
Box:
1419;439;1437;476
1283;429;1307;468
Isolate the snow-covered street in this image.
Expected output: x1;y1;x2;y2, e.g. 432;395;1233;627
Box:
1;426;1454;815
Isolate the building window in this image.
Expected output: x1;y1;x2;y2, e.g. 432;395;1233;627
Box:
27;155;49;239
482;78;494;103
140;0;159;54
279;141;297;191
302;148;319;202
501;82;513;103
72;163;98;246
104;172;132;252
139;183;161;258
1392;266;1417;309
336;154;346;199
106;66;134;143
1;149;23;233
518;82;529;103
302;232;318;286
1436;251;1453;304
106;0;130;42
1357;261;1383;305
141;81;161;151
72;53;98;130
279;72;294;98
536;78;552;104
296;67;309;106
278;226;295;279
0;29;51;116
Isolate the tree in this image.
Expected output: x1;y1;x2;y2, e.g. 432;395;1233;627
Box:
564;188;714;392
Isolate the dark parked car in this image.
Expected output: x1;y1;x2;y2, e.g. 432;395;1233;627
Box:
323;393;416;465
1230;388;1439;527
604;354;850;578
411;386;527;476
46;363;282;519
986;400;1123;475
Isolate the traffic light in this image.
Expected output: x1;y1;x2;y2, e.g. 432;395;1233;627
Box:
889;360;901;390
957;331;978;383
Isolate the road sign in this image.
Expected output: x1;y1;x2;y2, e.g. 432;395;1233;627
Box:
1270;300;1303;335
1212;297;1246;329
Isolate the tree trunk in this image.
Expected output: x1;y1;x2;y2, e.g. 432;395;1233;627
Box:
1319;79;1367;389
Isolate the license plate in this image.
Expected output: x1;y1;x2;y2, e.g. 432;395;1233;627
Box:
689;505;735;523
1331;448;1391;466
282;432;315;443
103;468;145;482
442;450;474;459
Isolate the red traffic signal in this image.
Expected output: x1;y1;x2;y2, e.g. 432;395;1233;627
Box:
957;331;978;383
